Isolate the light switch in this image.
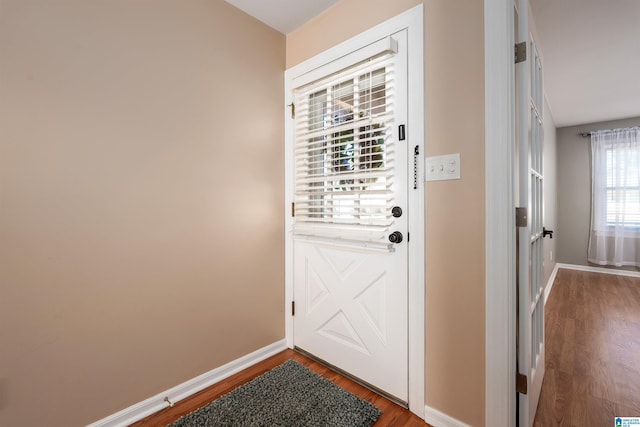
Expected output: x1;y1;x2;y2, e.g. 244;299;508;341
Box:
425;153;461;181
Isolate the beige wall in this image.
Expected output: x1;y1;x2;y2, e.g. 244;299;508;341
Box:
557;116;640;267
287;1;486;424
0;1;285;425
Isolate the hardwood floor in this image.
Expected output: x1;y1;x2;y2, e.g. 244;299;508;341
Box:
534;268;640;426
130;349;429;426
129;268;640;426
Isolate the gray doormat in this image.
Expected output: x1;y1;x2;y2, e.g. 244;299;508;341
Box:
168;360;382;427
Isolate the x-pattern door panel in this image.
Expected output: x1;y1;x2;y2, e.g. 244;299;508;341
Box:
294;241;407;400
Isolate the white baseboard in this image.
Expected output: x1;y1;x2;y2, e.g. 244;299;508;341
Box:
87;339;288;427
543;263;559;305
556;262;640;278
424;405;471;427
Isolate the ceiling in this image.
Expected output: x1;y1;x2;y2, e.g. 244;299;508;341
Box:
225;0;339;35
227;0;640;128
530;0;640;127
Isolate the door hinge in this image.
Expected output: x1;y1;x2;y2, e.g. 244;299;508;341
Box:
516;372;528;394
289;102;295;119
291;202;295;217
407;232;410;242
291;301;295;316
515;42;527;64
516;207;527;228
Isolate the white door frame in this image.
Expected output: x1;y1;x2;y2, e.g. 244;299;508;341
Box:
484;0;518;426
284;5;425;418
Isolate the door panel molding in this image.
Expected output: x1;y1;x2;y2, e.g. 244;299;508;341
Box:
294;241;408;399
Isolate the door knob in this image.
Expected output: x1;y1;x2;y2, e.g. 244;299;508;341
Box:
389;231;403;244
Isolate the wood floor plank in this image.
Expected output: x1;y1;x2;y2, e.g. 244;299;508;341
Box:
129;349;429;426
534;268;640;426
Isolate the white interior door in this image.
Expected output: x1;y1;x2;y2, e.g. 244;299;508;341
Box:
290;29;409;404
516;1;545;425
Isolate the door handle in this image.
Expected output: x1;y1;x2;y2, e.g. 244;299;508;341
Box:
389;231;403;244
543;227;553;239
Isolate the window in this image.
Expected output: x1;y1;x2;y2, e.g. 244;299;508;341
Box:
605;145;640;226
588;127;640;266
292;49;396;244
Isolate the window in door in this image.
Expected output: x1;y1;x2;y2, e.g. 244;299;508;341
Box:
293;53;396;244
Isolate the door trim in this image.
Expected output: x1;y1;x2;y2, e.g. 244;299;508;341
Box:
484;0;517;426
284;4;425;418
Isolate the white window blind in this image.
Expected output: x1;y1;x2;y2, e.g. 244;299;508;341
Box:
605;143;640;226
292;51;396;244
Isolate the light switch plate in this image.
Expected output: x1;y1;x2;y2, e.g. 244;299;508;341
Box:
425;153;461;181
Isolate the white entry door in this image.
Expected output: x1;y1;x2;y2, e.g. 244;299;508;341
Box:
516;1;545;425
290;30;409;404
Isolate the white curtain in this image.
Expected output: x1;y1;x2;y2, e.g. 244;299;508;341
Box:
588;127;640;266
